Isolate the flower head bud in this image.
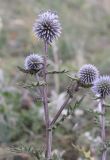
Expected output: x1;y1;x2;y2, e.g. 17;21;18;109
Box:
78;64;99;87
33;11;61;44
92;76;110;98
24;53;43;71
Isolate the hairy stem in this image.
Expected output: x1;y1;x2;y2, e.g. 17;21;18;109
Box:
50;83;79;127
52;42;60;93
50;95;71;127
42;41;52;160
98;99;107;160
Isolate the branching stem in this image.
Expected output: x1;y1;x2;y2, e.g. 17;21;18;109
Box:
50;95;71;127
50;82;79;127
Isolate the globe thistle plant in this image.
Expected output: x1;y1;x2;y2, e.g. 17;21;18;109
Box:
92;76;110;99
92;76;110;160
18;9;110;160
78;64;99;87
24;53;43;71
33;11;61;44
32;10;61;159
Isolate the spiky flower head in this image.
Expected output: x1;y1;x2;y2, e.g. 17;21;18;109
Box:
78;64;99;87
92;76;110;98
24;53;43;71
33;10;61;44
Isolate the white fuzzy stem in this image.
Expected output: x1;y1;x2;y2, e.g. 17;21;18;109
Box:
98;99;107;160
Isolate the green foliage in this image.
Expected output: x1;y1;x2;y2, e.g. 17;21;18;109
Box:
10;144;43;160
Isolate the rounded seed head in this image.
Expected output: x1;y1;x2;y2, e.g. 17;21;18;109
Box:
92;76;110;98
78;64;99;87
33;11;61;44
24;54;43;71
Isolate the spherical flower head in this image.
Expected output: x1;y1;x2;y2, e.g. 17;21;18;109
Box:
92;76;110;98
33;10;61;44
24;54;43;71
78;64;99;87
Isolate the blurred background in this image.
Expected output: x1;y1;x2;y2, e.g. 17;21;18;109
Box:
0;0;110;159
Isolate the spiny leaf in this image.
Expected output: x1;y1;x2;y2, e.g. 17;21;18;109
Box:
9;144;43;160
66;73;79;81
84;108;105;117
103;103;110;107
92;96;101;100
73;95;85;109
47;70;69;75
18;81;47;88
17;66;41;75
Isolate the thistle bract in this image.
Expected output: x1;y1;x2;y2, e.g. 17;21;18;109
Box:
24;54;43;71
33;11;61;44
92;76;110;98
78;64;99;87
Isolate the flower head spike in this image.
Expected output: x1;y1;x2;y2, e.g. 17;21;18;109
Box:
78;64;99;87
92;76;110;98
24;53;43;71
33;10;61;44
